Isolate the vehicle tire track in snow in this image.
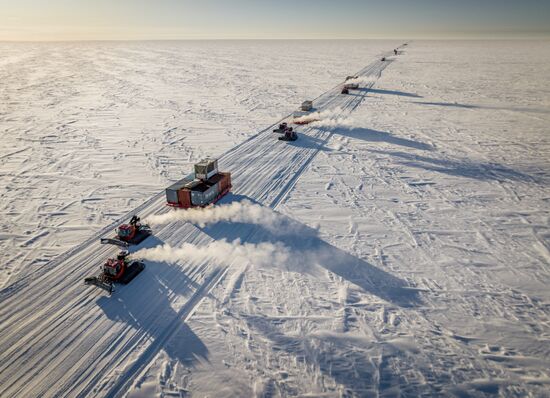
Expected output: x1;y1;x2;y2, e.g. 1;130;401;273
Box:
102;57;394;397
0;53;394;398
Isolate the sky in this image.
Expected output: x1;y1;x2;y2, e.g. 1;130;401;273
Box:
0;0;549;41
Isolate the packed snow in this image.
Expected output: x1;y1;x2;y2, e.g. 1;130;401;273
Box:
1;40;549;397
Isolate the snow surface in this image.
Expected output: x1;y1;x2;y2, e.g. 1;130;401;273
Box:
1;40;550;397
0;40;398;288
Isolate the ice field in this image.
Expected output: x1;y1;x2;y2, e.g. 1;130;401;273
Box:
1;40;549;397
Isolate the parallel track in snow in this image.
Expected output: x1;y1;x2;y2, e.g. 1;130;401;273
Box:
0;51;396;398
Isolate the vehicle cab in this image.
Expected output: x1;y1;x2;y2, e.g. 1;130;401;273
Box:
102;252;128;280
117;224;136;241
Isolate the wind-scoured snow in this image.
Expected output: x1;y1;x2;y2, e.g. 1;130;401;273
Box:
1;40;550;397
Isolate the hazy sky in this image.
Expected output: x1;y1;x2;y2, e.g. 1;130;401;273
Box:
1;0;549;40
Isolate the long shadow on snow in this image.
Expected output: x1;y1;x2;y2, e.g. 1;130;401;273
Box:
355;87;423;98
202;199;421;308
369;149;540;183
200;198;422;395
285;133;333;151
334;127;433;151
286;126;432;153
414;101;550;114
96;235;209;372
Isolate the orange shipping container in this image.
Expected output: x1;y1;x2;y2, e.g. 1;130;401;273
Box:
219;172;232;193
177;189;192;208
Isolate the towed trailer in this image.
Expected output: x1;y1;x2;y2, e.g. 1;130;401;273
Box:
165;158;231;209
344;76;359;90
301;100;313;111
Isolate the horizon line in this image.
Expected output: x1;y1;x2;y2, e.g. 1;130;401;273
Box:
1;36;549;43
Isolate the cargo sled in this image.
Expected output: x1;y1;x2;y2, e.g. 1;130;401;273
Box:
344;75;359;89
165;158;231;209
301;100;313;111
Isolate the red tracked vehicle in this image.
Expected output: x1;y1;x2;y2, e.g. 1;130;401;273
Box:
273;122;288;133
100;215;152;248
84;251;145;295
278;128;298;141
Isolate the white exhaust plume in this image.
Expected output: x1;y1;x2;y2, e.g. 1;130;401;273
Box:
311;117;355;129
133;239;291;268
293;107;344;124
345;76;377;86
145;200;280;228
293;106;355;129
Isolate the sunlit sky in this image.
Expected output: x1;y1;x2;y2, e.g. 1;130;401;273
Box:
1;0;549;41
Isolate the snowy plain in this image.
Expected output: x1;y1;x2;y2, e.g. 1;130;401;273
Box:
1;40;550;397
0;40;395;287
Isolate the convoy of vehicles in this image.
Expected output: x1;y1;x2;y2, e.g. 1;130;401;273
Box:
85;65;374;294
86;158;231;294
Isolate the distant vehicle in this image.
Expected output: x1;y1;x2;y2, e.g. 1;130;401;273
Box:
165;158;231;209
278;128;298;141
273;122;288;133
344;75;359;89
100;215;151;248
84;251;145;295
344;82;359;90
381;57;386;61
301;100;313;111
276;125;295;138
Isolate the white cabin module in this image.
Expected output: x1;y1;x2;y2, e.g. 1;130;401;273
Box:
194;158;219;180
301;100;313;111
